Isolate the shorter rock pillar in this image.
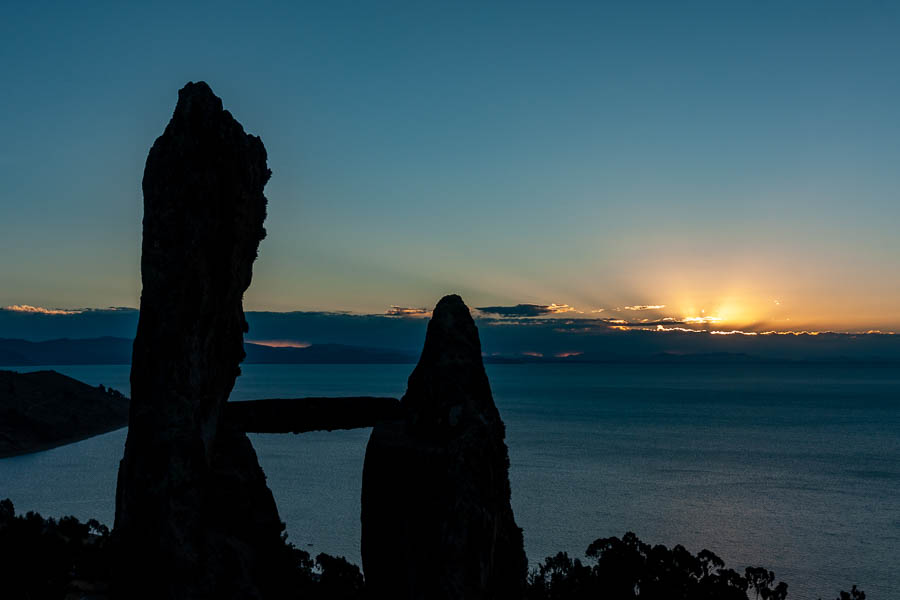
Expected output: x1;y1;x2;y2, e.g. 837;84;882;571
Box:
361;294;527;600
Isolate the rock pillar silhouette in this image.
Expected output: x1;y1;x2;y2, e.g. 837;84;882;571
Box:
112;82;287;599
361;294;527;599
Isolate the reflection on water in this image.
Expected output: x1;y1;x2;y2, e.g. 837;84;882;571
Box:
1;363;898;600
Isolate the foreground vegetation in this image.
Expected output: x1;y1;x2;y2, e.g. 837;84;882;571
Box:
0;499;865;600
523;532;865;600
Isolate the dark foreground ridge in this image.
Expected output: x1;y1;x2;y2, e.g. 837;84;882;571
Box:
0;369;128;458
0;499;867;600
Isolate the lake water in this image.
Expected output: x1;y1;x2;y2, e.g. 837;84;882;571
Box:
1;363;898;599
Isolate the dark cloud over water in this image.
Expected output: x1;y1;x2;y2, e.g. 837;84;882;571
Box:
476;304;577;317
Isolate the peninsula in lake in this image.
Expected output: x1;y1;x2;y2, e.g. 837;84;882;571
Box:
0;369;129;458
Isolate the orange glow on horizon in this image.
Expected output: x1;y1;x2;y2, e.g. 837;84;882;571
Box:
683;315;724;324
247;339;311;348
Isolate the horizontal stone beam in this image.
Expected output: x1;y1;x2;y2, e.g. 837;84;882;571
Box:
226;397;402;434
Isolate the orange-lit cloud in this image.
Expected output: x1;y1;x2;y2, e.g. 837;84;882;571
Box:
386;306;431;317
654;325;704;333
623;304;666;311
546;303;578;314
710;330;758;336
3;304;83;315
683;316;723;324
247;339;311;348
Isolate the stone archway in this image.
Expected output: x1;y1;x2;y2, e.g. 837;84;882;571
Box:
111;82;525;600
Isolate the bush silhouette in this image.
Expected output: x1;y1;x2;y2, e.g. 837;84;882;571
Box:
0;498;111;599
525;531;861;600
0;501;869;600
526;532;751;600
820;585;866;600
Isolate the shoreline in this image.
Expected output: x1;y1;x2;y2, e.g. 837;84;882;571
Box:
0;423;127;460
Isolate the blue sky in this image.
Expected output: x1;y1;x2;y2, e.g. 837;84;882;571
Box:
2;1;899;330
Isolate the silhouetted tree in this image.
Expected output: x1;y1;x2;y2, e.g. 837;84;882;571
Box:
527;532;796;600
0;503;872;600
745;566;788;600
314;553;365;599
0;499;111;599
820;585;866;600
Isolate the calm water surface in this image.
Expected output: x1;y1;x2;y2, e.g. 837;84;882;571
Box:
1;363;898;600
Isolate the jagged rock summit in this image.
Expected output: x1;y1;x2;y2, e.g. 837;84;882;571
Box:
361;294;527;600
112;81;286;599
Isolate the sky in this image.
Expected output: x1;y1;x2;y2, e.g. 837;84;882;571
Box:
2;1;900;332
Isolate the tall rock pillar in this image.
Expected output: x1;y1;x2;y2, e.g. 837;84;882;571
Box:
361;294;527;599
112;82;287;599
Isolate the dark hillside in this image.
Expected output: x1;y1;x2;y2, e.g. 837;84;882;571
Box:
0;370;129;458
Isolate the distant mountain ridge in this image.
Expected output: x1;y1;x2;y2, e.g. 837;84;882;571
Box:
0;337;419;366
1;336;897;366
243;342;416;364
0;337;133;365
